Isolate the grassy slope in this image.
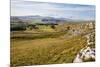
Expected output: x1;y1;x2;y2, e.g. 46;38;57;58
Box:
11;33;87;66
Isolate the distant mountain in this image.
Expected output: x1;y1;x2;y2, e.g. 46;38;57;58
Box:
10;16;22;22
10;15;73;24
42;18;63;23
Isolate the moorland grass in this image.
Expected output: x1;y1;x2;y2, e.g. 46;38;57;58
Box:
11;32;87;67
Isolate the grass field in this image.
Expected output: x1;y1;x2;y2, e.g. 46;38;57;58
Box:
11;30;87;67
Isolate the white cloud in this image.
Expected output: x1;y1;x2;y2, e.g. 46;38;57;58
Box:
11;0;95;20
23;0;95;5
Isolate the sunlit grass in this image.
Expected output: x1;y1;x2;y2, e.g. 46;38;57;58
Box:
11;22;95;67
11;34;86;66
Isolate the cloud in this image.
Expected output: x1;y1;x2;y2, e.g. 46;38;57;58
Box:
11;0;95;20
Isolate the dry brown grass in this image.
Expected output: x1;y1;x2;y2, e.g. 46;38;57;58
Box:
11;34;87;67
11;22;95;67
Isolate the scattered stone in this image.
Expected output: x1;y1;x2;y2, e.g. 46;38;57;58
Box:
73;32;95;63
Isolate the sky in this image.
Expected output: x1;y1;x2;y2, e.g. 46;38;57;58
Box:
11;0;95;20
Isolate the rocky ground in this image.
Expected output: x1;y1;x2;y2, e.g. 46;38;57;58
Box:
73;31;95;63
